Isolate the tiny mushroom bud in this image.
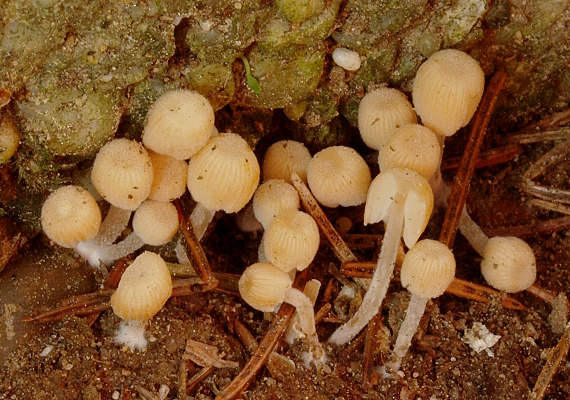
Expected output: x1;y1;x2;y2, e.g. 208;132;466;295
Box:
263;140;312;183
379;124;441;181
329;168;434;345
263;210;320;273
187;133;260;240
142;90;214;160
307;146;371;208
41;185;102;248
412;49;485;137
239;262;325;361
358;87;417;151
253;179;300;230
111;251;173;350
481;236;536;293
332;47;361;71
0;119;20;163
386;239;456;373
148;151;188;202
132;200;179;246
91;138;154;211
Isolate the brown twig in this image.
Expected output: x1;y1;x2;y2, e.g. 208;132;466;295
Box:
174;199;215;283
187;366;216;394
530;322;570;400
483;215;570;238
362;312;384;389
216;269;309;400
440;144;523;172
439;70;507;248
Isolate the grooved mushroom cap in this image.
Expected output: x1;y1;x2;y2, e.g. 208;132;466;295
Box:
481;236;536;293
379;124;441;180
307;146;371;208
412;49;485;137
41;185;102;248
0;119;20;163
142;90;215;160
111;251;173;321
187;133;260;213
91;138;154;210
263;140;312;184
148;151;188;202
253;179;300;230
264;210;320;272
358;87;417;150
400;239;456;298
132;200;179;246
239;262;292;312
364;168;434;248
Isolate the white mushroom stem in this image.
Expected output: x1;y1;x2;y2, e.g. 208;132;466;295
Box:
458;206;488;256
384;294;428;373
190;203;217;241
328;192;405;345
283;287;324;360
75;232;145;268
93;205;132;246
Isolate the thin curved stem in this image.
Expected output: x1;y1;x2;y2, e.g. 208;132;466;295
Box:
190;203;216;241
458;207;489;256
328;193;405;345
94;206;132;246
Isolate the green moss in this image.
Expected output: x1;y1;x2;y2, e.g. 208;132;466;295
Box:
186;62;236;110
275;0;324;24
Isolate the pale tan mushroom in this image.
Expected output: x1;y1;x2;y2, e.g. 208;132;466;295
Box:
148;151;188;203
0;119;20;163
142;90;214;160
132;200;179;246
262;140;312;184
253;179;300;230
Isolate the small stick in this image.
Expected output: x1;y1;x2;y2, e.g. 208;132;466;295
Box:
290;171;357;263
440;144;523;172
178;358;188;400
530;322;570;400
216;269;309;400
526;284;557;303
484;215;570;238
362;312;384;389
314;303;332;324
187;366;216;394
439;70;507;247
174;199;214;283
523;108;570;131
340;261;526;311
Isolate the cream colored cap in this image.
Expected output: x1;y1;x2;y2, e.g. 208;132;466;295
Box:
307;146;371;208
263;140;312;184
358;88;417;150
142;90;215;160
91;138;154;210
187;133;260;213
400;239;456;298
132;200;179;246
253;179;300;230
264;210;320;272
111;251;173;321
379;124;441;180
0;119;20;163
41;185;102;248
481;236;536;293
148;151;188;202
364;168;434;248
412;49;485;137
239;262;292;312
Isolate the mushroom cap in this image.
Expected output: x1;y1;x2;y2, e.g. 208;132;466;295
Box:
379;124;441;180
400;239;456;298
364;168;434;248
41;185;102;248
481;236;536;293
358;87;417;150
332;47;361;71
412;49;485;137
307;146;371;208
91;138;154;210
187;133;260;213
0;119;20;163
262;140;312;184
111;251;173;321
148;151;188;202
253;179;300;230
142;90;215;160
264;210;320;272
132;200;179;246
239;262;292;312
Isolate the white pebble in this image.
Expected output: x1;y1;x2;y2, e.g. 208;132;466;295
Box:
332;47;361;71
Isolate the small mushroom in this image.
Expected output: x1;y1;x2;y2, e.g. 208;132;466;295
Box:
358;87;417;151
329;168;434;345
412;49;485;137
111;251;173;350
307;146;371;208
385;239;455;373
253;179;300;230
239;262;325;361
148;150;188;203
0;119;20;163
187;133;260;240
332;47;361;71
262;140;312;184
142;90;215;160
